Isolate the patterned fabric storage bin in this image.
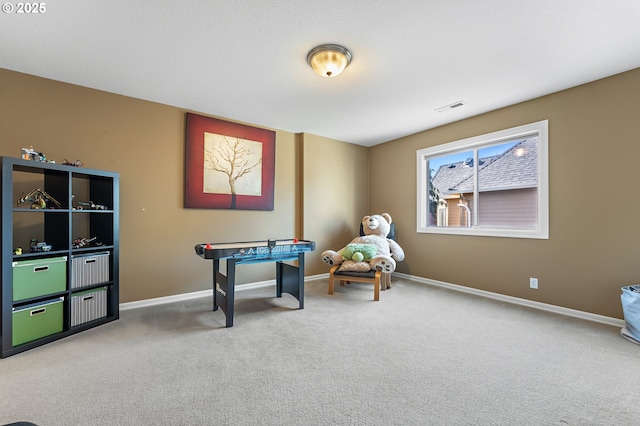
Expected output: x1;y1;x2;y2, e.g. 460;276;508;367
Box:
12;256;67;301
12;297;64;346
71;252;110;290
71;287;107;327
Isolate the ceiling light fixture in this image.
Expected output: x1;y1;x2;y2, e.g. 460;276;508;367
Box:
307;44;352;78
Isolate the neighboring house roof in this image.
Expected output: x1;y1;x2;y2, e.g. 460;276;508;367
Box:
432;138;538;195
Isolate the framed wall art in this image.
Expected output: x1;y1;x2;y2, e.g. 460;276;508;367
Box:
185;113;276;210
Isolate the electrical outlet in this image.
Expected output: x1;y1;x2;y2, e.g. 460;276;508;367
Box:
530;277;538;289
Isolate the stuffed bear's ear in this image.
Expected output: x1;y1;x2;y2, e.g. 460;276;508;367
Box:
382;213;392;224
362;215;370;224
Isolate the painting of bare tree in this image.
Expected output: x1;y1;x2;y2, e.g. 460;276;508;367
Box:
203;133;263;209
185;113;275;210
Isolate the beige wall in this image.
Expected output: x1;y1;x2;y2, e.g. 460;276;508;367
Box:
0;69;299;302
300;133;370;275
370;67;640;319
3;66;639;319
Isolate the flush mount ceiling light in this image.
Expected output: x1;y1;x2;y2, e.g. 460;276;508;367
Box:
307;44;352;78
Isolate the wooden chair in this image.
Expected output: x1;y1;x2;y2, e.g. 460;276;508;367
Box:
328;266;391;301
327;222;396;301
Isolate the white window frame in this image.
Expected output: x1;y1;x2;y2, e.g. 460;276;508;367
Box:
416;120;549;239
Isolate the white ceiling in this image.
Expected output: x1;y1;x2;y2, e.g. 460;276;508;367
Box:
2;1;639;146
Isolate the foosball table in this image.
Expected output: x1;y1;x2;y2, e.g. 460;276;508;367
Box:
194;239;316;327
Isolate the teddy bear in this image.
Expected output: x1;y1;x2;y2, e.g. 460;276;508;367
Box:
322;213;404;273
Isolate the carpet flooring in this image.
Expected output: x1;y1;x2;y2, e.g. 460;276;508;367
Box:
1;277;639;425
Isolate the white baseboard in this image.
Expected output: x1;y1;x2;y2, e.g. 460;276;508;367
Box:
120;278;277;311
394;272;625;328
120;272;625;328
305;272;329;281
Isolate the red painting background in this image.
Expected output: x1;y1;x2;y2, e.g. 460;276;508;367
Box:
185;113;275;210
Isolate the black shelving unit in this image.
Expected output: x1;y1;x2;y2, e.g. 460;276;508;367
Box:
1;156;119;358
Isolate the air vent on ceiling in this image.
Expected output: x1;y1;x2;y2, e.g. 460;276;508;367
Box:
435;101;465;113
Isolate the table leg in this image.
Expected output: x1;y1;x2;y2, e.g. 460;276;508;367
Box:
212;259;235;327
276;254;305;309
224;259;236;327
212;259;219;312
297;253;305;309
276;262;283;298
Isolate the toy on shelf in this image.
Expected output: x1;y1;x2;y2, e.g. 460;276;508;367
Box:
72;237;103;249
16;188;62;209
29;239;52;253
62;159;84;167
76;201;108;210
21;147;49;162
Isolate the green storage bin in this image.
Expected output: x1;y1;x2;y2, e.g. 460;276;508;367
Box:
12;297;64;346
12;256;67;301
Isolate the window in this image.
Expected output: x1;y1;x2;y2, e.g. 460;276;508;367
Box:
416;120;548;239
